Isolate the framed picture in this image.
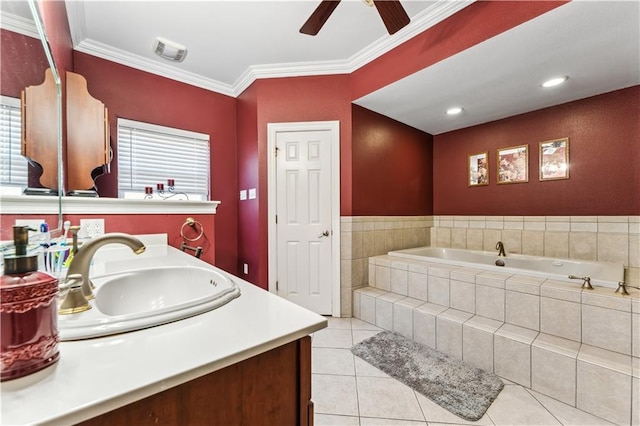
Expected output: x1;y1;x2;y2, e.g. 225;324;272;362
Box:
497;144;528;184
539;137;569;181
468;152;489;186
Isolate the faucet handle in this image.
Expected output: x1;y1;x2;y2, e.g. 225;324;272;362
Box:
59;274;92;315
568;275;593;290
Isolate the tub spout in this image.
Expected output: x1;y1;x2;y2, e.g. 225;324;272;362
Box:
496;241;506;257
568;275;593;290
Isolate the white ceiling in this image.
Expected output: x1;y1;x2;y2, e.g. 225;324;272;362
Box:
2;0;639;135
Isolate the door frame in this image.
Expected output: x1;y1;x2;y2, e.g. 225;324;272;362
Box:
267;121;341;317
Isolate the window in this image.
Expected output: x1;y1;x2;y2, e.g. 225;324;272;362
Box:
117;118;210;200
0;96;28;194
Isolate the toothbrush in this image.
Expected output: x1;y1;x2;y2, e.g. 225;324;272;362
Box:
62;221;71;244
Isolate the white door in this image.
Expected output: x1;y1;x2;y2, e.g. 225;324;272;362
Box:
274;128;333;314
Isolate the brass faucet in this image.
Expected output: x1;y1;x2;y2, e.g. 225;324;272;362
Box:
496;241;506;257
64;233;146;300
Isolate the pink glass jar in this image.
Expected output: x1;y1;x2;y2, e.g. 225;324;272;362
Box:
1;269;59;381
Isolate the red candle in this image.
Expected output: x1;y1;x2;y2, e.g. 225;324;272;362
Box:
167;179;175;187
145;186;153;194
157;183;164;190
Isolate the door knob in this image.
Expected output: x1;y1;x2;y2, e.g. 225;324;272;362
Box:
318;230;330;238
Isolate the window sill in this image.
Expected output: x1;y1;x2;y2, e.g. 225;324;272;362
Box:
0;195;220;215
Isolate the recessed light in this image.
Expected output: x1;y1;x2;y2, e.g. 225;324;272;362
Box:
542;76;568;88
446;107;463;115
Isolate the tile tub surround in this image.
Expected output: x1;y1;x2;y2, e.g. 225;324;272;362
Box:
353;255;640;425
340;216;431;316
431;215;640;288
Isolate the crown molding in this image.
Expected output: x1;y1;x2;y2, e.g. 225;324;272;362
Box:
0;11;38;38
65;0;474;98
345;0;475;72
74;39;236;97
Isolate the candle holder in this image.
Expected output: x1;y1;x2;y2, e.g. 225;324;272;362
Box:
144;179;189;200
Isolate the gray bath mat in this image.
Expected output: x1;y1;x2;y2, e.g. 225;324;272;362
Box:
351;331;503;421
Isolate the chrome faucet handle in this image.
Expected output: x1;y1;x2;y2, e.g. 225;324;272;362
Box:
568;275;593;290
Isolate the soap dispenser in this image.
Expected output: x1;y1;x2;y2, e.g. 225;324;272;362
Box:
1;226;60;381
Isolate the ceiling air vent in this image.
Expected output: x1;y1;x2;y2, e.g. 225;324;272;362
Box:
153;37;187;62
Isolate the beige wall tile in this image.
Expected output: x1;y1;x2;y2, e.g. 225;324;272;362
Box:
351;258;364;289
436;227;452;248
390;267;408;296
532;344;577;405
506;290;540;330
569;232;597;261
476;285;505;321
540;298;581;341
451;228;467;249
463;322;497;372
483;229;502;251
407;272;428;301
629;234;640;268
544;232;569;258
577;358;631;425
501;230;522;255
450;280;476;314
374;229;386;255
522;231;544;256
582;304;632;355
494;333;532;387
598;233;629;264
467;229;484;250
363;230;376;258
428;276;450;307
375;265;391;291
341;231;353;260
341;259;352;289
351;231;363;259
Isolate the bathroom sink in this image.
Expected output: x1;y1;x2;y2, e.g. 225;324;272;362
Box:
58;266;241;340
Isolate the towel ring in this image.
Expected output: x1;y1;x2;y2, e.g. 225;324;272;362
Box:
181;217;204;242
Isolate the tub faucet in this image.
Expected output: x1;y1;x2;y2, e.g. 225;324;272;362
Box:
496;241;506;257
568;275;593;290
64;233;146;300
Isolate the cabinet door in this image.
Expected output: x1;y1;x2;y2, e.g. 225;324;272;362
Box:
79;337;312;425
66;71;109;192
22;68;58;190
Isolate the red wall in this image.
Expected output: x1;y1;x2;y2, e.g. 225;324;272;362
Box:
352;105;433;215
235;75;352;288
236;83;259;283
433;86;640;216
0;30;49;97
69;53;238;273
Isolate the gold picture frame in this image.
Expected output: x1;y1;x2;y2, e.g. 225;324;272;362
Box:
497;144;528;184
539;137;569;181
468;152;489;186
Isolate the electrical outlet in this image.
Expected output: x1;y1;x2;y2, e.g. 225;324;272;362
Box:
243;263;248;274
80;219;105;238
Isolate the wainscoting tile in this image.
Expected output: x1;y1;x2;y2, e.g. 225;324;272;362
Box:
483;229;502;251
436;309;473;359
597;233;629;264
540;297;581;342
427;276;450;307
413;303;447;349
407;271;428;301
466;229;484;250
544;232;569;258
393;297;423;339
391;267;409;296
569;232;597;261
450;279;476;314
476;285;505;322
494;325;538;387
531;334;579;405
521;230;544;256
506;290;539;331
463;316;502;373
582;304;632;355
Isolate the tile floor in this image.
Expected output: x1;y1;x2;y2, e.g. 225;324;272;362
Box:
311;317;615;426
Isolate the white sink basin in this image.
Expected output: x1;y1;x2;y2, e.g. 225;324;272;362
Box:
58;266;241;340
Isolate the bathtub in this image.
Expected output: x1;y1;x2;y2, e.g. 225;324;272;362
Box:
388;247;624;289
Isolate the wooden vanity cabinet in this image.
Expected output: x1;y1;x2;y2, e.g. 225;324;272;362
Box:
78;336;314;426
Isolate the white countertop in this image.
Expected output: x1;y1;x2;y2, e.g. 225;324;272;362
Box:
0;236;327;425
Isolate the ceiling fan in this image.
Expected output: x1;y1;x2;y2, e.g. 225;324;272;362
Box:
300;0;410;36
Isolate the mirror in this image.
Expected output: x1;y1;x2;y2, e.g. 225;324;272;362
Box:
0;0;62;231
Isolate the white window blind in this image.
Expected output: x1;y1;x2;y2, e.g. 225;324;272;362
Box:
117;118;210;200
0;96;28;190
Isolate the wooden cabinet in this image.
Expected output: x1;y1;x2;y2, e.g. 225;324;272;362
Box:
78;336;313;426
21;68;59;191
66;71;109;194
20;69;109;195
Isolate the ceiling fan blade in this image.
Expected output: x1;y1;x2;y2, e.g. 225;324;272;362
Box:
373;0;410;35
300;1;341;36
